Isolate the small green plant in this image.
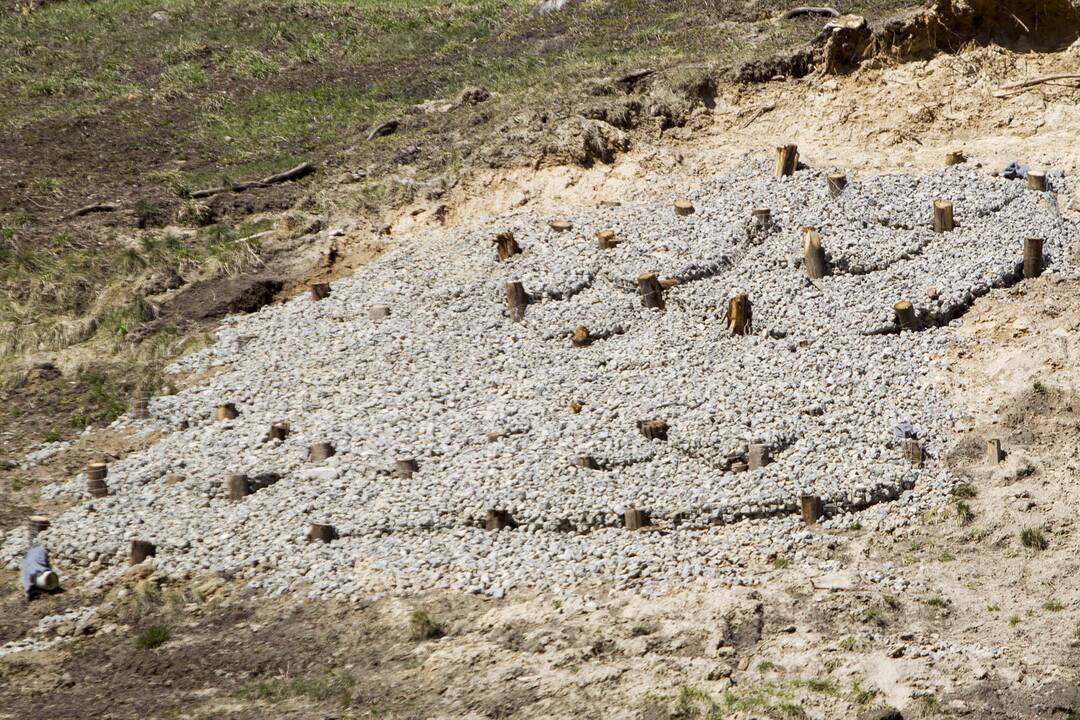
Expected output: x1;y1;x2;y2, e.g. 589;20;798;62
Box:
552;599;563;610
859;606;886;626
952;483;977;498
244;670;357;707
1020;527;1048;551
757;660;778;672
408;609;444;640
926;595;948;609
1032;379;1047;395
135;624;171;649
938;550;956;562
42;428;62;442
1008;614;1021;626
630;621;656;637
849;679;876;705
772;557;792;569
954;500;974;525
672;685;722;720
848;520;863;531
838;636;861;652
1042;599;1065;612
987;603;1001;612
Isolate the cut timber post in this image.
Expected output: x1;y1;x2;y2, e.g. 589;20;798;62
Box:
572;326;592;347
800;495;823;525
215;403;239;421
775;144;799;177
1028;171;1048;192
639;420;668;441
548;220;573;232
86;462;108;497
369;304;390;321
309;443;335;462
674;199;695;216
310;283;331;301
727;294;751;336
827;174;847;197
1023;238;1044;279
751;208;772;230
894;300;918;332
624;507;648;530
903;438;924;467
748;444;771;470
308;523;336;543
394;459;418;478
225;474;250;500
131;389;150;419
596;229;619;249
505;281;528;322
801;227;827;280
129;540;156;565
28;516;50;539
485;510;512;531
638;272;664;310
495;231;520;261
575;455;600;470
945;150;967;166
932;200;954;233
265;422;290;443
986;439;1002;465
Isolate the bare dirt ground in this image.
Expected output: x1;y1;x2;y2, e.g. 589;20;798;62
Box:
3;11;1080;719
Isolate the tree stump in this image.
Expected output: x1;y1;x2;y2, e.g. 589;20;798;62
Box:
1028;171;1048;192
748;444;771;470
28;516;50;539
265;422;290;443
945;150;967;166
308;523;336;543
727;294;751;336
215;403;239;421
548;220;573;232
494;231;520;261
827;174;847;197
639;420;668;441
624;507;648;530
505;281;528;322
575;455;600;470
131;389;150;420
309;443;335;462
894;300;918;332
932;200;954;233
310;283;331;301
225;474;250;500
395;458;419;478
751;208;772;230
800;495;823;525
637;272;664;310
673;199;695;216
775;144;799;177
485;510;512;531
596;229;619;249
572;326;592;347
130;540;156;565
986;439;1002;465
369;304;390;321
801;227;827;280
1023;238;1044;279
903;438;923;467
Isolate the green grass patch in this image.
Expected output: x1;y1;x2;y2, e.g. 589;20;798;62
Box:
1020;527;1048;551
244;670;357;707
408;609;444;640
135;624;172;649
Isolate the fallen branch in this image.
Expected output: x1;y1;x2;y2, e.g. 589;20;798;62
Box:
66;202;120;219
190;162;315;199
993;73;1080;97
782;6;839;19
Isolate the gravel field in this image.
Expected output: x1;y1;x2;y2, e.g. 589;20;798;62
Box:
5;155;1075;600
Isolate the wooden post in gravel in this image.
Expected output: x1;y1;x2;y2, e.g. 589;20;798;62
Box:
775;145;798;177
575;455;600;470
369;304;390;321
394;459;418;478
485;510;511;531
495;231;520;261
894;300;918;332
638;272;665;310
310;283;331;301
596;229;619;249
225;474;250;500
265;422;290;443
1028;171;1048;192
639;420;668;441
308;523;336;543
903;438;924;467
986;439;1002;465
86;462;108;498
748;444;771;470
802;227;827;280
309;443;335;462
827;174;847;197
800;495;823;525
932;200;954;233
131;389;149;419
674;199;695;216
548;220;573;232
215;403;239;421
1023;238;1044;279
28;516;50;539
572;326;592;347
624;507;648;530
129;540;156;565
945;150;966;166
505;281;528;322
727;294;751;336
751;208;771;230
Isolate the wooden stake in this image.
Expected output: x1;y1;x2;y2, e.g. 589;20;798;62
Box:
596;229;619;249
485;510;512;531
945;150;966;166
986;439;1002;465
215;403;239;421
800;495;823;525
309;443;335;462
751;208;772;230
308;523;336;543
129;540;156;565
394;458;418;478
639;420;668;441
87;479;108;497
548;220;573;232
903;438;923;467
225;474;250;500
624;507;648;530
775;144;799;177
827;174;847;197
637;272;664;310
1023;238;1044;279
894;300;918;332
575;455;600;470
801;227;827;280
1028;171;1048;192
504;281;528;323
674;199;695;216
86;462;107;481
265;422;290;443
727;294;751;336
131;389;150;419
572;326;592;347
310;283;331;301
28;516;50;539
748;444;771;470
932;200;954;233
494;231;520;261
369;304;390;321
